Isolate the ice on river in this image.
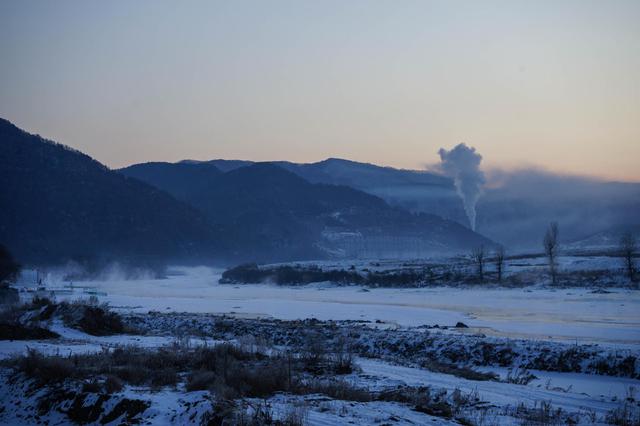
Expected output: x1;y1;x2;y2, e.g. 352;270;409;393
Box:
17;266;640;348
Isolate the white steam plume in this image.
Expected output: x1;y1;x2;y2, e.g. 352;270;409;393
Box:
437;143;485;231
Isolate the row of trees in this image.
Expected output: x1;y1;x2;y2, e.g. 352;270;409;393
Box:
470;223;637;284
470;245;505;283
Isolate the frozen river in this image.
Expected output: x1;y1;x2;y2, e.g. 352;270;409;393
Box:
20;266;640;347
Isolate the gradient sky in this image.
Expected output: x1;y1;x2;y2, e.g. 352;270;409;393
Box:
1;0;639;180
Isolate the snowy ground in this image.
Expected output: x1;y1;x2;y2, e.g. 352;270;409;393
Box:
356;358;630;415
17;264;640;346
2;258;639;425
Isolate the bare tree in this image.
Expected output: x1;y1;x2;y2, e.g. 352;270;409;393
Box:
543;222;559;285
620;232;636;283
495;246;505;283
471;245;486;282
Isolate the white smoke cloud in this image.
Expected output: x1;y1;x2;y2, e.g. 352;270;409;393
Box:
437;143;485;231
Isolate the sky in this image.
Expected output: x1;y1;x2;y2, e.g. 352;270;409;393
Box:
1;0;639;181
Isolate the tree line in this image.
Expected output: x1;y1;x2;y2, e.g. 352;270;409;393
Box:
470;223;637;285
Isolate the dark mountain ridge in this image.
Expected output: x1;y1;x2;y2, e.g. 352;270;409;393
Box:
161;157;640;250
0;117;495;267
120;161;494;260
180;158;468;224
0;118;218;266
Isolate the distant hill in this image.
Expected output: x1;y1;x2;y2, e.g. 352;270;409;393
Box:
120;161;493;260
119;161;222;201
201;159;253;173
0;118;217;265
275;159;468;223
476;172;640;250
187;158;468;224
564;225;640;253
173;158;640;251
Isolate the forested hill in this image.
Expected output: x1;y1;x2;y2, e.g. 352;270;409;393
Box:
0;118;218;265
121;161;494;260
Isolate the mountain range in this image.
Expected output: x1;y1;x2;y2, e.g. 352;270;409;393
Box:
1;118;491;266
167;158;640;251
3;116;637;267
120;161;490;261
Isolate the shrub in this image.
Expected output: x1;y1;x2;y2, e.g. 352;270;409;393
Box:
282;403;308;426
15;348;74;385
606;401;640;426
104;375;124;393
512;401;565;426
78;305;125;336
149;367;178;389
505;368;537;385
186;370;217;392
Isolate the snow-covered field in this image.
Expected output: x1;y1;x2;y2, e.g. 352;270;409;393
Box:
2;258;639;425
20;265;640;346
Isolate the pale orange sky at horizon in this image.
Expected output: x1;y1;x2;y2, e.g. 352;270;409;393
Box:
1;1;639;181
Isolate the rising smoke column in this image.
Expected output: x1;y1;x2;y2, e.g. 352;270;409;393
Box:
437;143;485;231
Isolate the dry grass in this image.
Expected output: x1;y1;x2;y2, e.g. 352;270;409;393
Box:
8;341;360;401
